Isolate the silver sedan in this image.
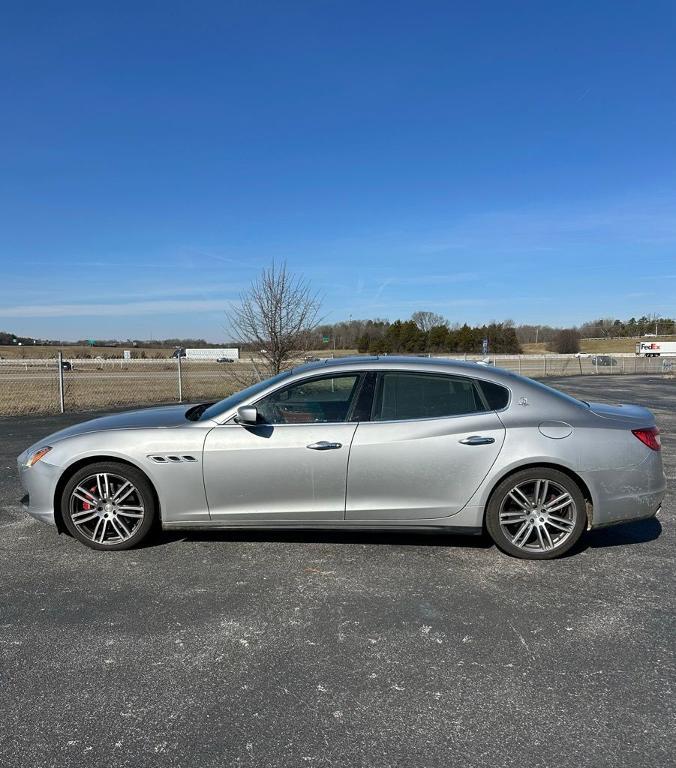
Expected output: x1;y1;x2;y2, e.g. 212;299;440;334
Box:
17;357;666;559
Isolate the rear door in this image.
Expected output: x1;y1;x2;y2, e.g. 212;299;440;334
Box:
346;371;505;520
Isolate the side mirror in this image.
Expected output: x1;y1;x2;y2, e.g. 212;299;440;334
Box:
235;406;258;425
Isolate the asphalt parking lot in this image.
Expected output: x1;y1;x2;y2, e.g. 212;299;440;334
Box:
1;375;674;768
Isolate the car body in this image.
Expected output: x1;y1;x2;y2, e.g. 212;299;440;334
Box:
591;355;617;366
17;357;665;559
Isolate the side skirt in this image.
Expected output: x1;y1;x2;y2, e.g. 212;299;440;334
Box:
161;521;484;536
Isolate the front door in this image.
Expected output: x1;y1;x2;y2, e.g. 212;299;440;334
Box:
203;372;362;521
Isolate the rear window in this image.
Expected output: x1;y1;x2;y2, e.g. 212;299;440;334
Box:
477;380;510;410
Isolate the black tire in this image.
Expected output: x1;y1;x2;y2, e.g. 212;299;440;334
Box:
61;461;157;551
485;467;587;560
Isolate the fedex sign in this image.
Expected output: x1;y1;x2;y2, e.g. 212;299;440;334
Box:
636;340;676;357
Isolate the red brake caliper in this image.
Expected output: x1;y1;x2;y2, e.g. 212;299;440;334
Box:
82;484;98;511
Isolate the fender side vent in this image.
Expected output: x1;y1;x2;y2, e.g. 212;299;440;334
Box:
148;454;199;464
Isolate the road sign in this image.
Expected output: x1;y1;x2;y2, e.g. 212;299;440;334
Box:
482;338;489;355
322;335;330;343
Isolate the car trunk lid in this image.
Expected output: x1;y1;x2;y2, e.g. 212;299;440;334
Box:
587;401;656;425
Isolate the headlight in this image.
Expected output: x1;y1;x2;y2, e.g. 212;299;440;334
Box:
26;446;52;467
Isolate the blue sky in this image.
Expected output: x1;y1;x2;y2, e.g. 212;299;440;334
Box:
1;1;674;341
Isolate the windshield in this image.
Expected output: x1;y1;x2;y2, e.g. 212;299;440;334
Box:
199;369;295;421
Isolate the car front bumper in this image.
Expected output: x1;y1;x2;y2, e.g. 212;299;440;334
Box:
17;457;60;526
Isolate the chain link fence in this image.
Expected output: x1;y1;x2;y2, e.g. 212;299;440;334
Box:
443;353;674;378
0;354;673;417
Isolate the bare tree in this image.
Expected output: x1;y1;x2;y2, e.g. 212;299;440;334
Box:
411;311;447;332
227;262;322;376
550;328;581;354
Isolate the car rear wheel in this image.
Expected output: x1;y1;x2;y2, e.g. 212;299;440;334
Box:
61;461;157;551
485;468;586;560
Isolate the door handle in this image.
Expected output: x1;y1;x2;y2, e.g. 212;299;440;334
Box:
459;435;495;445
306;441;342;450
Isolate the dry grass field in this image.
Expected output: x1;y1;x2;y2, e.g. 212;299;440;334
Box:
522;335;676;354
4;338;675;361
1;353;673;417
0;360;246;416
0;344;180;360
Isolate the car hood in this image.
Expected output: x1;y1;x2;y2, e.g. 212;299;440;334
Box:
588;401;655;424
31;404;195;448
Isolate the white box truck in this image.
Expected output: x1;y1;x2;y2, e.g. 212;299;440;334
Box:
635;340;676;357
172;348;239;361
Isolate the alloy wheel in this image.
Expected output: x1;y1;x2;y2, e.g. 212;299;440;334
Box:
68;472;145;546
498;478;577;553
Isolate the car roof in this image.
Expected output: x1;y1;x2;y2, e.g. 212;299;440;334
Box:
291;355;513;381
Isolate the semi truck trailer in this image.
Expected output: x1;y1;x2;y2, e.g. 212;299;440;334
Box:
635;340;676;357
172;348;239;361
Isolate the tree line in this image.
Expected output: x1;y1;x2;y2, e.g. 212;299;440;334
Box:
515;315;675;344
310;314;521;353
311;314;675;354
355;320;521;355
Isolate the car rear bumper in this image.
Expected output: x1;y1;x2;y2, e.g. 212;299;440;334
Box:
581;452;667;528
591;505;662;530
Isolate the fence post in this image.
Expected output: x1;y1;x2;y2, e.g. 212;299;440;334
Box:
57;352;65;413
177;354;183;403
518;355;522;376
543;355;547;376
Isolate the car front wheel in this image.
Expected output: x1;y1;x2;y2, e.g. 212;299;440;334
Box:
61;461;157;551
485;468;587;560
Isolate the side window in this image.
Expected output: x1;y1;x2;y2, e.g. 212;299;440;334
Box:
349;372;377;422
373;372;486;421
477;379;510;410
256;374;360;424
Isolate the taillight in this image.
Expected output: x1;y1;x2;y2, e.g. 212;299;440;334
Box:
632;427;661;451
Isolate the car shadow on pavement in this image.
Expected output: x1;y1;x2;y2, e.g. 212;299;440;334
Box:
153;517;663;554
570;516;663;555
153;527;494;550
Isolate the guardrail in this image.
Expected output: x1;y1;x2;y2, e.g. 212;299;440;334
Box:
0;354;673;416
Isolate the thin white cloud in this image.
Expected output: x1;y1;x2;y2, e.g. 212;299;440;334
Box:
385;272;480;286
0;281;247;305
0;299;233;319
415;201;676;253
